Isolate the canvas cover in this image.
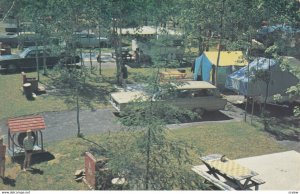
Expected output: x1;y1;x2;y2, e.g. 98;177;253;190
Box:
225;57;299;100
193;51;247;88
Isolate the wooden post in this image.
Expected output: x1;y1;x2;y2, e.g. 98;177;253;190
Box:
244;97;248;122
0;137;6;178
251;98;255;125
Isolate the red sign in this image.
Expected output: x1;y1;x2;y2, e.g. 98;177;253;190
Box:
85;152;96;189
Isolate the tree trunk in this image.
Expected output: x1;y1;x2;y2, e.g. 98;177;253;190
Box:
214;0;225;86
88;28;93;74
145;126;151;190
112;20;121;84
117;26;123;85
42;38;47;76
35;42;40;81
76;89;81;137
98;23;102;75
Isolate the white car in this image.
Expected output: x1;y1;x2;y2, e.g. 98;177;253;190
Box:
73;33;110;48
109;81;227;115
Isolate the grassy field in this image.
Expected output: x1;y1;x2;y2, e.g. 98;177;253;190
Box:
0;67;192;121
0;72;70;121
0;121;286;190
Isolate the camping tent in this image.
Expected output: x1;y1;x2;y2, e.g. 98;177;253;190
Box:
193;51;247;89
225;57;299;103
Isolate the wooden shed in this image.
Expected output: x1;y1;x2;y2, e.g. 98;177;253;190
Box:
7;115;46;159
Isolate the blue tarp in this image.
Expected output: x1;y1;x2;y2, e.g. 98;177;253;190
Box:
193;54;212;81
257;24;300;35
225;57;298;96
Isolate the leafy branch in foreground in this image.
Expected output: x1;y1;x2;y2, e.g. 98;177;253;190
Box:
104;69;204;190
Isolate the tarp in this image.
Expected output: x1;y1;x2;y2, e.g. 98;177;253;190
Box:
193;51;247;87
204;51;247;67
225;57;299;101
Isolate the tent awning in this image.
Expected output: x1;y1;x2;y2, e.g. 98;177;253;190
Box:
204;51;247;67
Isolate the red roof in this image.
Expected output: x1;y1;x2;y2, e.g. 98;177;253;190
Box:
7;115;46;134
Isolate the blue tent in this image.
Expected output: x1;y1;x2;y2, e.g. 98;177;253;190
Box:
193;54;212;81
225;57;299;102
193;51;247;89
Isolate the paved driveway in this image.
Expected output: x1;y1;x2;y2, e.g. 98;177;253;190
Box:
0;109;122;144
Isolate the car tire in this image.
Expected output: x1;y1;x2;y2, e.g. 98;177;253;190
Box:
7;64;17;73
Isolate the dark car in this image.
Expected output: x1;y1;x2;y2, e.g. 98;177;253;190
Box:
71;32;111;48
0;32;18;48
0;46;80;73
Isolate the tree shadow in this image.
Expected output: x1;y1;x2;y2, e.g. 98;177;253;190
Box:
2;177;16;186
46;71;118;111
26;167;44;175
80;136;108;157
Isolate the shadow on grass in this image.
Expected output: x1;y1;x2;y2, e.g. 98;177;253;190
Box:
80;136;108;157
46;72;117;111
13;152;55;169
2;177;16;186
26;167;44;175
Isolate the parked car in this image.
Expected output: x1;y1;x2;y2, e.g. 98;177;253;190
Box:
0;32;18;48
0;46;80;73
109;81;227;115
72;32;110;48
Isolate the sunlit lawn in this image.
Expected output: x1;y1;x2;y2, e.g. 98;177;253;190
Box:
0;66;192;121
0;121;286;190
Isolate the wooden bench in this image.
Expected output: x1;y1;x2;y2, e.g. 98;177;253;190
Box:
249;177;265;190
192;166;236;191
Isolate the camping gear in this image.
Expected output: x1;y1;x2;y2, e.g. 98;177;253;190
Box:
225;57;299;103
193;51;247;89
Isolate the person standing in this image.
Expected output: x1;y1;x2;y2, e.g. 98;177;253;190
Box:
0;137;6;178
121;64;128;91
23;130;34;171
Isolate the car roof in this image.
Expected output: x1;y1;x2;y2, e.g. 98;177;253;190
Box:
110;91;149;104
175;81;216;90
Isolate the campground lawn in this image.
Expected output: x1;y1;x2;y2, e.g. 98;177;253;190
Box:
0;67;192;121
1;121;286;190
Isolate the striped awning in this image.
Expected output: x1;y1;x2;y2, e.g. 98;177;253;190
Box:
7;115;46;134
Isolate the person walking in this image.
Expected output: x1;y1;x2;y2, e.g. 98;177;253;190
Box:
23;130;34;171
0;137;6;178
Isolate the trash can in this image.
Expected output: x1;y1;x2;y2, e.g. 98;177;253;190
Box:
26;78;38;92
23;83;32;99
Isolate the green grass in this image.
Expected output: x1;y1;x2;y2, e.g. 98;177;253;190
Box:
0;69;118;121
0;121;286;190
0;67;192;121
170;121;286;160
0;72;70;120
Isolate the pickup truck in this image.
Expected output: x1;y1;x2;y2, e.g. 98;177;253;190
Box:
109;81;227;115
0;46;80;73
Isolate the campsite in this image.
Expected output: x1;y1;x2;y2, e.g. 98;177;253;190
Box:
0;0;299;191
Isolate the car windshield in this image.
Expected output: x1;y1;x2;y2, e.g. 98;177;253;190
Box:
19;48;31;58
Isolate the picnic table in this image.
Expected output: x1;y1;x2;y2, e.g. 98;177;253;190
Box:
199;154;265;190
